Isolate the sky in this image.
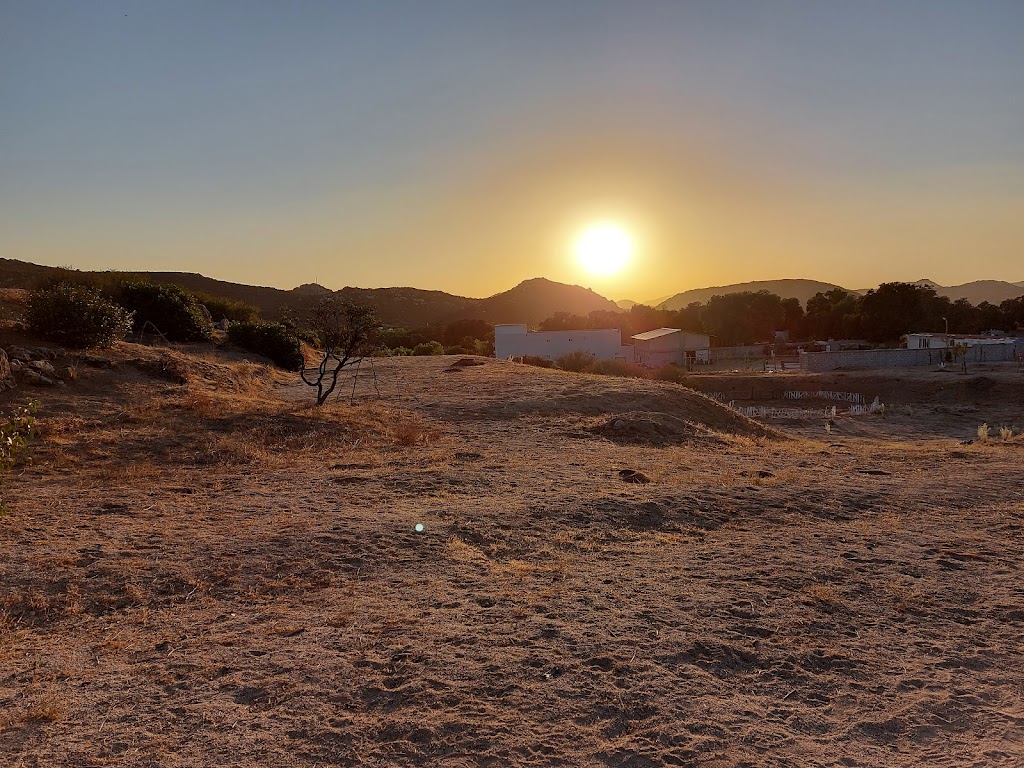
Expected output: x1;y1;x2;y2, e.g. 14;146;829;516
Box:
1;1;1022;302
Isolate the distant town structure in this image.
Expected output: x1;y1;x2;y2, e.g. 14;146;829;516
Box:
905;333;1022;350
493;324;633;362
631;328;711;367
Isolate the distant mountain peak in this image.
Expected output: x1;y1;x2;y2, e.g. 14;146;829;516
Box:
291;282;331;295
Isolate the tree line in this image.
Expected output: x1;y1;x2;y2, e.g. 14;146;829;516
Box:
538;283;1024;347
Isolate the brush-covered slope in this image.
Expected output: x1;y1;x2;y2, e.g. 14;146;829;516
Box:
0;258;617;328
656;279;846;309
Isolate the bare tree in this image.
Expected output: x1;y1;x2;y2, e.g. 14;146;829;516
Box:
300;297;379;405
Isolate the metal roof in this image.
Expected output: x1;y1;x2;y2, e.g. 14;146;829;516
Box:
631;327;683;341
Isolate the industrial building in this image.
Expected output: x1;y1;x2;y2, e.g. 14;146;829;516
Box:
493;324;634;362
631;328;711;367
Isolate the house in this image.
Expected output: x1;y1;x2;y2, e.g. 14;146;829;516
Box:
493;324;634;362
631;328;711;367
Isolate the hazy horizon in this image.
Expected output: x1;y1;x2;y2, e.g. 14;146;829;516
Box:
3;1;1023;299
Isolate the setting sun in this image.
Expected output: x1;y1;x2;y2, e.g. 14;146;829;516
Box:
573;222;635;276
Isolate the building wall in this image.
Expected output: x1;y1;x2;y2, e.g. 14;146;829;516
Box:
634;341;682;367
800;343;1024;372
907;334;1021;350
494;326;633;362
633;331;711;367
710;344;765;361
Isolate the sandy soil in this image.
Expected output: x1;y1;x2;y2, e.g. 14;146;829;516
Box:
2;346;1023;767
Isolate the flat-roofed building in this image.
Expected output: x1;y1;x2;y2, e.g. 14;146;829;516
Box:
494;324;634;362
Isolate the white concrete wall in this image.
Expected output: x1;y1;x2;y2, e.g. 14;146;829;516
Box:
494;326;633;362
907;334;1022;350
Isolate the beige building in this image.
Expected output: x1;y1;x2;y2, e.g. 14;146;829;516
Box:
631;328;711;367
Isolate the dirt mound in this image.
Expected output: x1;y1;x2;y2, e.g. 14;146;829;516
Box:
422;361;781;440
588;412;718;446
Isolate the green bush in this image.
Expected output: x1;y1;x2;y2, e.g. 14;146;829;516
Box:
115;282;212;342
555;350;596;372
412;341;444;356
228;322;304;370
25;282;133;348
191;292;260;323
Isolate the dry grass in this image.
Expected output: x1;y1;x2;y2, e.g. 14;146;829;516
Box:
2;350;1023;767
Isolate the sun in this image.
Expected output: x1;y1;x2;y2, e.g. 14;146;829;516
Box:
573;222;634;276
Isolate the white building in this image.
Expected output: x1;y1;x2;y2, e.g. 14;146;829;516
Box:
906;333;1023;350
631;328;711;367
494;324;634;362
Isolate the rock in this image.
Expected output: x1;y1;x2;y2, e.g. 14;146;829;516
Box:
19;368;56;386
618;469;651;484
28;360;57;376
80;354;113;368
5;346;36;362
9;358;23;370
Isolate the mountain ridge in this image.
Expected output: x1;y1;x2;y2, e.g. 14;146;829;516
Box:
0;259;617;328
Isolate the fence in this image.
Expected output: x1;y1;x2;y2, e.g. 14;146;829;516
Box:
730;396;883;420
783;390;865;404
799;343;1024;372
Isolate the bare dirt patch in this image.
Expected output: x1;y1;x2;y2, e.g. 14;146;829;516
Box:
2;351;1023;767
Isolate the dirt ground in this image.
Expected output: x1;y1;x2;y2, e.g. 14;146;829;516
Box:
1;345;1023;767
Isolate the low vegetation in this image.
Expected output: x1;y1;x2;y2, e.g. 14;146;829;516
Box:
0;399;37;472
227;321;304;370
191;292;260;323
115;282;213;342
25;282;133;348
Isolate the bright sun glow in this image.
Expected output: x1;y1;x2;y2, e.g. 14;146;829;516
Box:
573;222;634;276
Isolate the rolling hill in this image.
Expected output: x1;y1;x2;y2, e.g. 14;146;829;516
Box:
656;278;1024;310
0;259;617;329
913;279;1024;305
655;279;847;310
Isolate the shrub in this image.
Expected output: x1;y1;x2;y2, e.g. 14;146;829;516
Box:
1;399;38;472
191;292;260;323
25;282;133;348
654;364;689;384
228;322;304;370
591;359;646;378
412;341;444;356
555;350;595;372
115;282;212;342
977;423;990;441
521;355;553;368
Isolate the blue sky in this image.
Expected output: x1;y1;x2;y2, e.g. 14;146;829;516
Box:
2;1;1022;300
